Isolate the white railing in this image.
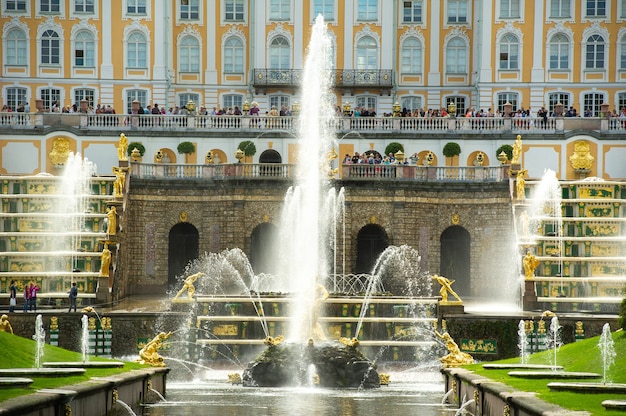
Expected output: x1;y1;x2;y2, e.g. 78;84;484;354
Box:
1;112;620;133
132;162;506;182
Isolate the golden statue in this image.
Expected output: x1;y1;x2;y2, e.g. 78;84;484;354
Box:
432;275;463;303
311;284;329;340
106;206;117;235
379;373;390;385
138;331;172;367
173;272;203;301
82;306;95;313
338;337;360;348
0;314;13;334
112;167;126;198
49;137;71;166
523;251;540;280
118;133;128;161
516;169;527;201
434;326;474;367
228;373;242;385
100;244;112;277
263;335;284;346
569;140;594;170
326;147;339;178
511;135;522;164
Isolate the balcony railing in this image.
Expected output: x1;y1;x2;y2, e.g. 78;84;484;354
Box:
1;112;624;133
131;162;507;182
252;69;394;88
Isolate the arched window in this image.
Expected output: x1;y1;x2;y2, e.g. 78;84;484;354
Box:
549;33;569;70
41;29;60;64
179;36;199;72
356;36;378;70
224;37;244;74
269;36;290;69
6;28;27;65
74;31;95;67
127;32;147;68
400;37;422;74
499;34;519;69
446;37;467;74
585;34;605;70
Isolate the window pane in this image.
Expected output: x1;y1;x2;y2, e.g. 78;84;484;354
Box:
357;0;377;21
269;0;290;20
403;1;422;23
225;0;244;20
128;0;147;14
313;0;334;20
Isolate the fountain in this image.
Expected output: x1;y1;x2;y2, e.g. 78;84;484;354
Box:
33;314;46;369
598;323;616;384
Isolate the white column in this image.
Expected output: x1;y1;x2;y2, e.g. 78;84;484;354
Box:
100;0;113;79
253;1;266;69
294;0;303;68
531;0;545;83
427;1;440;85
343;0;354;69
380;0;393;69
153;3;167;80
204;0;218;84
478;0;494;110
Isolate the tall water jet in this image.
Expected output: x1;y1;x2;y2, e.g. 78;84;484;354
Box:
81;314;90;362
275;14;338;343
598;323;616;384
547;316;562;371
517;320;529;365
33;314;45;369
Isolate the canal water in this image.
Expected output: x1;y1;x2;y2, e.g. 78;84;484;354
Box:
143;369;456;416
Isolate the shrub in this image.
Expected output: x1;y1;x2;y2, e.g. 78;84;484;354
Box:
384;142;404;157
177;141;196;155
619;297;626;331
496;144;513;161
127;142;145;156
237;140;256;157
443;142;461;158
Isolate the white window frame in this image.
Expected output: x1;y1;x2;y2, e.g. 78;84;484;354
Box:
548;33;571;70
498;0;521;19
73;87;96;108
581;91;606;116
401;0;424;24
445;37;468;74
37;0;61;15
268;35;291;69
355;35;379;70
124;0;148;16
39;87;62;111
268;0;291;21
179;0;200;21
548;0;572;18
73;30;96;68
40;29;61;66
446;0;469;24
223;36;244;74
400;36;423;75
5;0;28;13
4;27;28;66
178;35;200;73
312;0;336;22
126;31;148;69
498;33;520;70
223;0;246;22
584;0;607;17
357;0;378;22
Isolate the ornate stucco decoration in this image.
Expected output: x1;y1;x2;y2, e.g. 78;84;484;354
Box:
355;24;380;45
443;26;469;45
496;21;524;44
399;26;425;45
49;137;71;166
267;23;293;45
178;25;202;44
3;17;30;35
70;18;98;38
569;141;594;170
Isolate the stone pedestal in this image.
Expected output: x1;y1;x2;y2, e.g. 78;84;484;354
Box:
523;280;538;310
438;302;465;318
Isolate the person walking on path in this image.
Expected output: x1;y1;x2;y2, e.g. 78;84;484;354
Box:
68;282;78;313
9;281;17;313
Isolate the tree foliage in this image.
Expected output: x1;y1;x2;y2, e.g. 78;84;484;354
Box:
384;142;404;157
127;142;146;156
496;144;513;161
238;140;257;157
177;141;196;155
443;142;461;158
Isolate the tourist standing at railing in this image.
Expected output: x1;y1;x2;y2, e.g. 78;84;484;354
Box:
29;282;40;312
8;281;17;313
23;285;29;313
537;107;548;128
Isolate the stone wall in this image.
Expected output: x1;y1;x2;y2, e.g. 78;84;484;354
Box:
119;176;514;301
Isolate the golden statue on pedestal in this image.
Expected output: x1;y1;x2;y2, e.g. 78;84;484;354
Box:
516;169;527;201
106;206;117;235
172;272;203;301
523;251;540;280
118;133;128;161
100;243;112;277
138;331;172;367
0;314;13;334
432;275;463;304
511;135;522;164
434;324;474;367
112;167;126;198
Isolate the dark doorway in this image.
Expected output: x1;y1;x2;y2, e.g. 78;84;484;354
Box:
258;149;282;163
440;226;471;297
355;224;389;274
250;222;278;274
258;149;282;176
168;223;199;289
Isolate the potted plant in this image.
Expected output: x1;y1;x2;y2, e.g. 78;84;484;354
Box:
443;142;461;165
237;140;256;163
177;141;196;163
384;142;404;159
127;142;146;161
496;144;513;163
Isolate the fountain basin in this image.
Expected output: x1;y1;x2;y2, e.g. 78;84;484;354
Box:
43;361;125;369
508;371;601;379
0;368;86;377
548;382;626;394
0;377;33;388
483;364;563;370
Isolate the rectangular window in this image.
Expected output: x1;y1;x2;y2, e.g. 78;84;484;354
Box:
497;92;519;114
75;49;84;66
225;0;244;20
313;0;335;20
180;0;199;19
179;93;200;109
357;0;377;21
7;87;28;111
40;0;59;12
403;1;422;23
548;93;570;114
41;88;61;111
618;93;626;113
224;94;244;110
447;96;466;116
126;89;147;114
75;89;95;108
356;96;377;113
6;0;27;11
583;93;604;116
447;0;468;23
127;0;146;14
500;0;520;18
550;0;571;17
621;0;626;17
75;0;94;13
586;0;606;16
269;0;290;20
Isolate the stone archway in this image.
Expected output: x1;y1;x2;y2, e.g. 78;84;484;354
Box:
355;224;389;274
249;222;278;275
439;225;471;298
168;222;199;290
259;149;282;163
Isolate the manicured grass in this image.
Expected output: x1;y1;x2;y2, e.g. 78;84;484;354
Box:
0;330;148;402
465;330;626;416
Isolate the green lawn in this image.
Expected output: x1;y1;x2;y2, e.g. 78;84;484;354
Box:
0;330;148;402
464;329;626;415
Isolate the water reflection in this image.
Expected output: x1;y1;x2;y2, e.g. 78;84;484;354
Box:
144;370;454;416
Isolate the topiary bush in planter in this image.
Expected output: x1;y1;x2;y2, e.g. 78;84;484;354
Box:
384;142;404;157
442;142;461;158
237;140;257;157
496;144;513;162
127;142;146;157
177;141;196;155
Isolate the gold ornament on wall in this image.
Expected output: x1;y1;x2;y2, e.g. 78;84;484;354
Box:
370;215;377;224
452;214;460;225
180;211;188;222
49;137;71;166
569;140;594;171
